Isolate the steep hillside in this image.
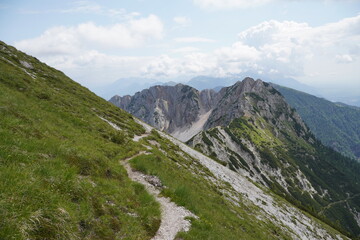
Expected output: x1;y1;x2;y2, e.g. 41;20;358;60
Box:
272;84;360;161
113;78;360;238
188;80;360;237
1;41;349;239
0;41;161;239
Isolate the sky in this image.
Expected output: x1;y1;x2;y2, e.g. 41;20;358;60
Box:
0;0;359;104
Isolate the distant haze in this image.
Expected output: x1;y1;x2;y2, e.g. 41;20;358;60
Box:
96;74;360;107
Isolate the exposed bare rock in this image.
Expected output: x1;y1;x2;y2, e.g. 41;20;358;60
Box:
110;84;219;140
20;60;33;69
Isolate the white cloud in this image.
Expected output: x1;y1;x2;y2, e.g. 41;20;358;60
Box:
236;15;360;81
173;16;192;26
143;53;217;77
174;37;215;43
144;15;360;86
215;42;260;62
14;14;164;86
172;47;200;53
192;0;273;9
15;14;163;55
33;49;154;86
335;54;354;63
16;42;152;86
20;1;141;20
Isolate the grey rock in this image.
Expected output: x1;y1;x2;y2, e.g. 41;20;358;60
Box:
110;78;309;140
110;84;219;134
20;60;33;69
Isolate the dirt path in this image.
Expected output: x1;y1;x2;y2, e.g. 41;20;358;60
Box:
100;117;197;240
121;152;197;240
133;133;149;142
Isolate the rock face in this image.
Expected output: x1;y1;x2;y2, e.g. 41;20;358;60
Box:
110;84;219;139
111;77;360;237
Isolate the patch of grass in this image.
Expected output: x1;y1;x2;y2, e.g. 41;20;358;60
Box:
202;132;213;147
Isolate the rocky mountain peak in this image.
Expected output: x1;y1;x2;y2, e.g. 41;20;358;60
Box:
204;77;305;133
226;77;262;91
110;77;308;141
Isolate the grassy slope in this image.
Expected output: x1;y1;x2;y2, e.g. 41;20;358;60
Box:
273;84;360;160
0;41;161;239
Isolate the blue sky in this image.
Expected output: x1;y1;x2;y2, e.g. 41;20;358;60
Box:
0;0;359;103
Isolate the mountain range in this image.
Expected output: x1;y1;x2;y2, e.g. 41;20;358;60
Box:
110;78;360;161
111;78;360;237
97;74;320;102
1;40;359;239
